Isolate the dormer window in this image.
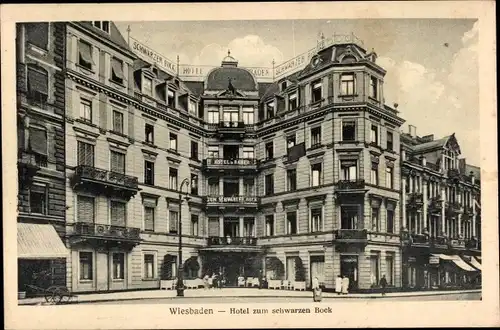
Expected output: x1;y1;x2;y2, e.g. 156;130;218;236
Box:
289;93;298;111
281;81;287;91
370;76;378;99
167;90;175;107
188;100;197;116
142;76;152;96
311;80;322;103
266;101;275;119
93;21;110;34
111;57;124;85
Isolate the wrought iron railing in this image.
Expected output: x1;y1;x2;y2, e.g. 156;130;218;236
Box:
207;236;258;246
407;192;424;205
74;165;139;190
411;234;429;244
336;179;366;190
74;222;141;240
218;121;245;129
334;229;368;240
430;236;448;246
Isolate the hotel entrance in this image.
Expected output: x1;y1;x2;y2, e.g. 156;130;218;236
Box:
340;255;359;291
201;252;262;287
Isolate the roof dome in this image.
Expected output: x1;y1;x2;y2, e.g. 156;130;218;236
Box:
205;51;257;91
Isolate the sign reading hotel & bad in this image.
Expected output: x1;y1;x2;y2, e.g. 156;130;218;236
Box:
131;37;177;75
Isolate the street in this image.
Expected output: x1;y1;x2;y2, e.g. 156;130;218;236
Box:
89;292;481;304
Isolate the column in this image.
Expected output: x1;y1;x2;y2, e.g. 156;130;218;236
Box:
458;214;462;237
422;176;428;233
239;178;244;196
472;194;477;238
239;217;244;237
219;178;223;197
440;186;446;235
219;215;224;237
401;176;407;230
239;105;243;121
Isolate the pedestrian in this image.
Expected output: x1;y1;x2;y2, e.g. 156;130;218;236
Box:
380;274;388;296
212;273;218;289
341;275;349;295
312;276;322;302
335;275;342;295
203;273;209;290
258;270;263;290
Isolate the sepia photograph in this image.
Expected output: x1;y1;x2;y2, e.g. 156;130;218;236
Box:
2;1;498;329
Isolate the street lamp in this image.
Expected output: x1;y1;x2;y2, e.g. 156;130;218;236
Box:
177;177;190;297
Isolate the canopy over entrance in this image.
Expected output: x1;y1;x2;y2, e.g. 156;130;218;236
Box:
18;223;68;259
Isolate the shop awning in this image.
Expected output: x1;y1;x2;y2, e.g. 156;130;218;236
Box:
18;223;68;259
469;257;482;270
432;254;478;272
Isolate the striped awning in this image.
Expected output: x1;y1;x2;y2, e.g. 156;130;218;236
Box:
469;256;481;270
432;254;478;272
18;223;68;259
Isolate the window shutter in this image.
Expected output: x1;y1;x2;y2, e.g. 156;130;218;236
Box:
27;68;49;95
208;218;219;237
26;23;49;50
29;127;47;155
169;211;179;232
77;196;95;223
144;207;155;231
111;57;124;80
78;142;94;166
78;40;94;66
110;201;126;226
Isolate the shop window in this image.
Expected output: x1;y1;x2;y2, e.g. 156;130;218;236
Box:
112;253;125;280
143;254;155;279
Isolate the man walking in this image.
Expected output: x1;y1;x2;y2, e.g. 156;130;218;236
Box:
380;274;388;296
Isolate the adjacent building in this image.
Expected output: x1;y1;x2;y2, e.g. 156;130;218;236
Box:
16;21;482;295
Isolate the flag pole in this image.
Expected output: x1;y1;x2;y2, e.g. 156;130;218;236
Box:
126;25;131;46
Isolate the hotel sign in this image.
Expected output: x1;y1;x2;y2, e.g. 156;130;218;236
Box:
130;37;176;75
429;256;440;265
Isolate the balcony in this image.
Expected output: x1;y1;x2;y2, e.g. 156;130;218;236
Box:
428;196;443;212
203;158;258;173
429;236;448;247
448;238;466;249
334;229;368;244
411;233;429;245
446;201;462;214
207;236;257;246
465;238;479;250
217;121;246;138
407;193;424;209
72;165;140;200
70;222;142;248
447;168;461;180
335;180;366;194
18;150;41;186
204;195;259;208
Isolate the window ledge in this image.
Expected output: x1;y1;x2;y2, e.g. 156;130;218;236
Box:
75;118;98;128
339;94;358;98
168;149;180;156
27;43;49;55
368;96;380;103
142;141;157;148
109;130;128;138
76;64;95;75
109;79;125;88
79;280;93;283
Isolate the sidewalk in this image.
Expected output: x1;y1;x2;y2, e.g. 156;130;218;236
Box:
18;288;481;305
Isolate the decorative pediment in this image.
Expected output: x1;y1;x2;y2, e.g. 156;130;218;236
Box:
445;133;461;155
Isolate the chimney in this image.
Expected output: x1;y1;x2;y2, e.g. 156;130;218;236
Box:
421;156;427;166
409;125;417;138
470;171;475;185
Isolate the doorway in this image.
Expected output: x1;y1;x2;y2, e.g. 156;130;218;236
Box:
340;255;359;290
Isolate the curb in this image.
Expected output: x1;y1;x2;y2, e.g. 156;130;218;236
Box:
18;290;481;305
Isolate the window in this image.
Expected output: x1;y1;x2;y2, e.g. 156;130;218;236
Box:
112;253;125;280
311;80;322;103
77;141;94;166
265;215;274;236
145;124;154;144
191;215;199;236
93;21;110;33
29;185;47;214
370;76;378;99
110;201;126;226
287;169;297;192
26;23;49;50
341;160;357;181
342;121;356;141
77;196;95;223
371;207;380;231
243;107;254;125
243;178;255;196
143;77;152;96
169;133;177;151
112;110;123;134
79;252;93;280
29;127;48;166
144;161;154;185
223;106;239;124
387;131;394;151
371;162;378;185
370;255;379;287
287;211;297;235
243;146;254;159
190;141;198;160
191;174;198;195
208;177;219;196
169;168;178;190
281;81;287;91
78;39;94;70
169;210;179;234
110;151;125;174
341;206;359;229
27;66;49;108
208;109;219;124
311;163;322;187
167;90;175;107
110;57;124;84
208;146;219;158
386;256;394;285
188;100;197;116
387;208;394;233
266;101;275;119
265;174;274;196
144;207;155;232
287;135;296;149
79;99;92;122
341;73;355;95
143;254;155;279
288;93;298;111
386;167;393;189
370;125;378;145
265;142;274;160
311;207;322;232
311;126;322;148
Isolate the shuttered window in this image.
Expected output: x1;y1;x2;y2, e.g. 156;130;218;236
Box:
110;57;124;84
110;151;125;174
77;141;94;166
29;127;48;156
208;217;219;237
110;201;126;226
78;39;94;70
144;206;155;231
77;196;95;223
112;110;124;134
169;210;179;233
26;23;49;50
27;66;49;98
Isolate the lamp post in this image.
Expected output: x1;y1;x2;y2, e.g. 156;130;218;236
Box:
176;178;190;297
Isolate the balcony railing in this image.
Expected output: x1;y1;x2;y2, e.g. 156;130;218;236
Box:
465;238;479;250
74;165;139;191
205;195;259;205
429;196;443;211
218;121;245;129
73;222;141;241
336;179;366;190
334;229;368;242
18;150;40;169
410;233;429;244
447;168;461;179
430;236;448;246
203;158;258;170
407;193;424;207
448;239;466;249
207;236;257;246
446;201;462;213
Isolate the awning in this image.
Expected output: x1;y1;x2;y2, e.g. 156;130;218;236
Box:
469;257;482;270
432;254;478;272
18;223;68;259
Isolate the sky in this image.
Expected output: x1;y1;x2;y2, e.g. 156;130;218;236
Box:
116;19;479;165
